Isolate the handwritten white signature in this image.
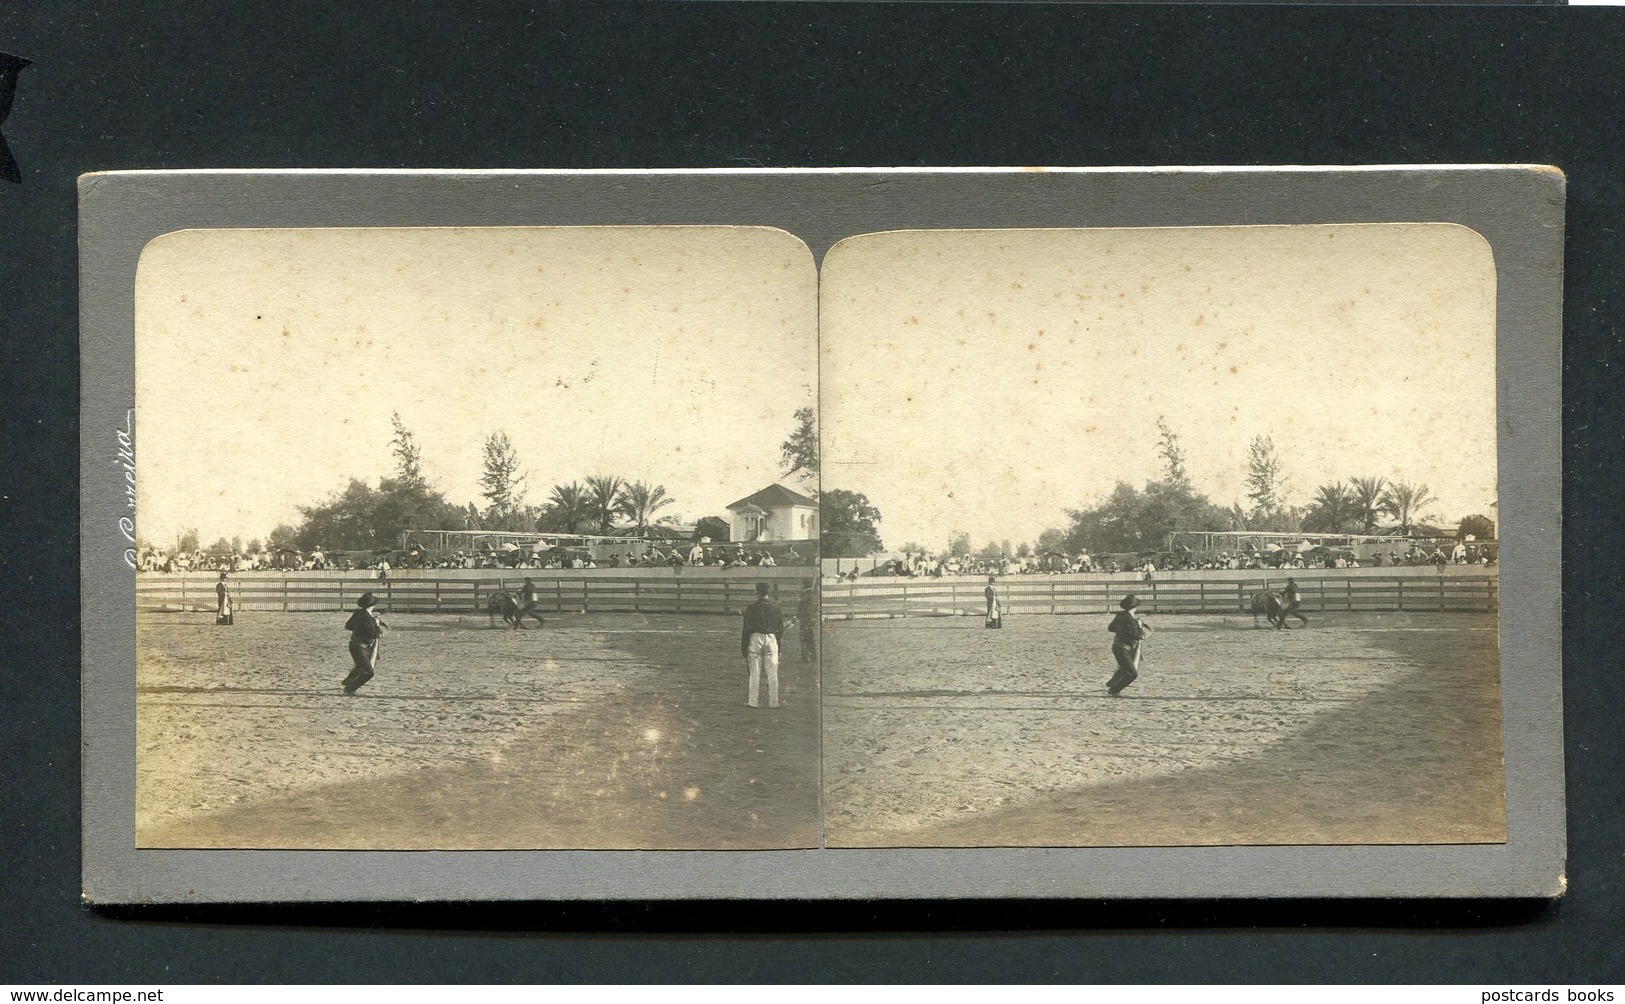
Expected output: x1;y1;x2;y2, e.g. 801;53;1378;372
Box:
116;409;135;568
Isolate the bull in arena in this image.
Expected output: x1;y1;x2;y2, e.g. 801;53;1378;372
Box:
487;589;520;628
1250;590;1286;629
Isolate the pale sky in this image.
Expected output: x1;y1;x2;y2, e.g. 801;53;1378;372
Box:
135;226;817;547
820;224;1498;551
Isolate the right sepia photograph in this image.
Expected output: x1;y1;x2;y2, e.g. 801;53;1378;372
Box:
817;223;1502;848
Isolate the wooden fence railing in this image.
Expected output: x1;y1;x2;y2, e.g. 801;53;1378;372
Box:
138;571;815;616
820;574;1498;619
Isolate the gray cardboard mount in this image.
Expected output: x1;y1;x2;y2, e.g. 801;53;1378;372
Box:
80;167;1565;903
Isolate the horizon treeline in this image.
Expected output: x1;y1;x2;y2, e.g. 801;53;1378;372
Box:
876;418;1494;562
152;409;821;558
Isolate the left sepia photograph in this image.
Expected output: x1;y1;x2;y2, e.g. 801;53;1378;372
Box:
132;226;821;849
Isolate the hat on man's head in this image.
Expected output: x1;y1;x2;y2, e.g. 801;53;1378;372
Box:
1119;594;1140;610
756;582;771;597
357;592;377;608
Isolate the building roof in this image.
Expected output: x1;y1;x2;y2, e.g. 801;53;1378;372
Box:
726;483;816;511
633;523;698;540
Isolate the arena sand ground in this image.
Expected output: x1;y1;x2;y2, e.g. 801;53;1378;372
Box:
136;611;819;849
821;610;1504;848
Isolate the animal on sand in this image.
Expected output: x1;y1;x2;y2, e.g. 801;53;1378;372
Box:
486;589;520;628
1250;590;1286;629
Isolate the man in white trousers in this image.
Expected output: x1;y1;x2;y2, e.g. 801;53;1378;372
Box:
740;581;786;708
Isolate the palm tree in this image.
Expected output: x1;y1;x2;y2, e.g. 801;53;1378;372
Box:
615;481;676;535
1379;481;1439;535
583;474;625;534
1348;475;1388;533
1302;482;1358;533
541;481;589;533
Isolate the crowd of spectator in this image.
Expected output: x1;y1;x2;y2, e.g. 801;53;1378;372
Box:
834;540;1496;580
135;541;812;573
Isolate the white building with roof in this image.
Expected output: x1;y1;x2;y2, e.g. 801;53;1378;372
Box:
725;484;818;543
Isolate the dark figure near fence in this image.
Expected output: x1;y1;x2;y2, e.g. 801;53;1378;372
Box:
1250;590;1285;629
215;571;233;626
341;592;387;695
1105;594;1151;696
515;577;546;630
487;589;519;628
797;581;818;663
1280;578;1310;629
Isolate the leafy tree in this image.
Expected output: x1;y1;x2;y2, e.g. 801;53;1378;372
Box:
948;531;972;558
1036;528;1066;553
390;411;426;489
372;475;463;543
976;541;1003;562
460;503;483;531
230;535;243;554
1226;502;1250;531
1245;434;1287;519
780;406;819;480
1457;513;1496;541
695;515;732;543
296;478;380;550
583;474;625;534
206;537;233;556
1065;479;1233;555
1301;482;1361;533
1156;416;1189;487
1348;475;1388;533
537;481;589;533
291;470;464;551
1249;505;1308;534
479;432;528;527
246;538;262;554
615;481;676;535
265;524;298;552
1380;481;1439;535
820;489;883;557
1016;542;1032;558
177;528;200;553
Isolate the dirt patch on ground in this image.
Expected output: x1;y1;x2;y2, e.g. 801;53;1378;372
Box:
822;610;1503;847
137;610;819;849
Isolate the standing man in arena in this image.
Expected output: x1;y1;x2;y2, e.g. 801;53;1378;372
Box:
215;571;233;626
342;592;387;695
984;575;1003;628
1106;593;1151;696
741;581;786;709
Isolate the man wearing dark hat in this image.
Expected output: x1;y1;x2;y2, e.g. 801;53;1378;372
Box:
1106;593;1151;696
342;592;387;695
215;571;233;626
741;581;786;708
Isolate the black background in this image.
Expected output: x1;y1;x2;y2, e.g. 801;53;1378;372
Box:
2;1;1621;984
